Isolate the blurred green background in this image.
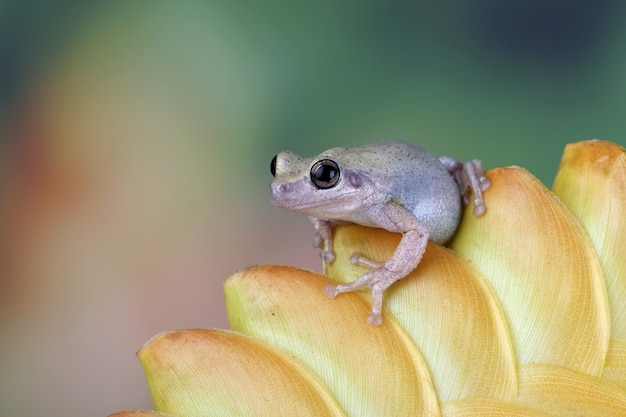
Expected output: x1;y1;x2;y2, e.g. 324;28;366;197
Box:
1;1;625;416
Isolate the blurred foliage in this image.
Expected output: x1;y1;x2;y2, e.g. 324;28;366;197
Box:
1;1;625;184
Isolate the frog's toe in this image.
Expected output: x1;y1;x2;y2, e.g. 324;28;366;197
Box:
350;253;383;270
312;232;322;248
349;252;362;264
321;249;335;263
480;176;491;191
473;198;486;216
367;312;383;326
323;284;340;298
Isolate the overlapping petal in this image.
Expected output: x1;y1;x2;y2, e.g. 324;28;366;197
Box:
603;339;626;389
449;166;610;376
138;328;345;417
517;363;626;416
440;399;552;417
552;140;626;339
551;140;626;390
225;265;439;417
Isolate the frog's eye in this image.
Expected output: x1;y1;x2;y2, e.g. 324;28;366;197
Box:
270;155;277;177
310;159;340;189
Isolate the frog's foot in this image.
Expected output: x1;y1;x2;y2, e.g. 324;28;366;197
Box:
323;262;401;326
438;156;491;216
312;232;335;263
323;278;385;326
311;219;337;263
323;253;383;298
461;159;491;216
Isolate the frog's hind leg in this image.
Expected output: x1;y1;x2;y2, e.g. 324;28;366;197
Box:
325;210;429;326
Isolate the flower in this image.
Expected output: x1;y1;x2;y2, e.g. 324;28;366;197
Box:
111;140;626;417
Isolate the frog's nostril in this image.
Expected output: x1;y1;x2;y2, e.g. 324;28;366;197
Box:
270;155;277;177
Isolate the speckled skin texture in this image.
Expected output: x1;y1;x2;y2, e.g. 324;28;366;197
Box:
270;140;489;325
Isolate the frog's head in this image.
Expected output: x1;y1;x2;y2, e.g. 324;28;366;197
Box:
270;149;377;219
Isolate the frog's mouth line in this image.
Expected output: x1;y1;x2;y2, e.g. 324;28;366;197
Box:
271;189;372;214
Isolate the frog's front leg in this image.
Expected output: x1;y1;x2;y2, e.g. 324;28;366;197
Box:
323;205;429;326
438;155;491;216
311;218;351;263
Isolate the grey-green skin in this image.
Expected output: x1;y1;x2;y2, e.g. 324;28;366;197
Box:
270;141;490;326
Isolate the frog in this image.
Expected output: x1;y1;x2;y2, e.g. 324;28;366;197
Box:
269;140;490;326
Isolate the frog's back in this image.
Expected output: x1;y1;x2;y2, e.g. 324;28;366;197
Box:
369;141;462;244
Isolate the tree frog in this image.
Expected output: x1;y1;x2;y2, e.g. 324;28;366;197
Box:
270;141;490;326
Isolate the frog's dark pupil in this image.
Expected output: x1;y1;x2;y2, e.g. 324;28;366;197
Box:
310;159;340;189
315;165;335;181
270;155;277;177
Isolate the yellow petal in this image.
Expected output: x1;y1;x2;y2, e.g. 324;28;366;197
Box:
517;363;626;416
552;140;626;339
602;338;626;390
326;225;517;403
440;399;552;417
225;265;439;417
138;328;345;417
449;167;610;376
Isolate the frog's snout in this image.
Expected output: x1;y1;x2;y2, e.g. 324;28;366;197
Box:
269;181;290;207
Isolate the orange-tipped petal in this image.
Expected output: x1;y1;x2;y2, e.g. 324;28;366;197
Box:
517;363;626;416
552;140;626;339
138;329;345;417
449;167;610;376
225;265;439;417
326;225;517;403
